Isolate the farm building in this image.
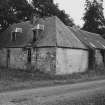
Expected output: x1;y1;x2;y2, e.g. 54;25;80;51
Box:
0;16;105;75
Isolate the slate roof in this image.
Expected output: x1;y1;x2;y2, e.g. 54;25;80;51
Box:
32;16;57;47
0;21;33;48
0;16;105;50
33;16;87;49
69;27;105;49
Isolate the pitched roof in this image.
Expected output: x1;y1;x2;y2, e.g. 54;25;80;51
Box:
1;16;105;50
32;16;57;47
69;27;105;49
33;16;87;49
0;21;33;48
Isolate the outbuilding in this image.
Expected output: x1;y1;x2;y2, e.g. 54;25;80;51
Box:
0;16;105;75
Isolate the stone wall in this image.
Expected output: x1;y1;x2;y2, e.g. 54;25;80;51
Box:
0;47;104;75
56;48;88;75
9;48;27;69
0;48;27;69
0;48;56;73
32;48;56;74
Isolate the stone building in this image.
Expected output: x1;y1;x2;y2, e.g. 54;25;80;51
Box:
0;16;105;75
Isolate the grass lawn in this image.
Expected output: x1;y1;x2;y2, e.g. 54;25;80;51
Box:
0;67;105;92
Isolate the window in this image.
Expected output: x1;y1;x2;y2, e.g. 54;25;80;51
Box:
11;27;22;41
32;24;44;42
15;28;22;33
11;31;16;41
33;30;37;42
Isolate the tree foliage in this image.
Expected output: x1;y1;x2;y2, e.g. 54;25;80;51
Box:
82;0;105;36
0;0;74;32
32;0;74;26
0;0;33;31
9;0;33;21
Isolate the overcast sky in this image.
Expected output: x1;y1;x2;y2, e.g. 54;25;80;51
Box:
54;0;105;27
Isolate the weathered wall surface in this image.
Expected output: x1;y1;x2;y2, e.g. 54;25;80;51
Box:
56;48;88;75
9;48;27;69
0;48;56;73
95;50;103;66
32;48;56;74
0;48;7;67
0;47;103;75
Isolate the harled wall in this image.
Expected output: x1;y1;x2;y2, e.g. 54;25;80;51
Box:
0;47;104;75
56;48;88;75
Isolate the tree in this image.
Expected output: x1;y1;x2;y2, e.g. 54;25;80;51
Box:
32;0;74;26
0;0;33;31
82;0;105;36
0;0;16;31
0;0;74;31
8;0;33;21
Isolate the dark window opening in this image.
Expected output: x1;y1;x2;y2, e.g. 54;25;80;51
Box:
7;49;10;68
33;30;37;42
27;48;31;63
88;49;95;70
100;49;105;65
22;47;27;51
11;32;16;41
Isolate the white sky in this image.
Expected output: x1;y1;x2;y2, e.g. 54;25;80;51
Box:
54;0;105;27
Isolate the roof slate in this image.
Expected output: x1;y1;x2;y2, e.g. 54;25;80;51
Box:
0;21;33;48
33;16;87;49
32;16;57;47
69;27;105;49
0;16;105;50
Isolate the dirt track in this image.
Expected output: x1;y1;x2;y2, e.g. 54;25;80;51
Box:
0;79;105;105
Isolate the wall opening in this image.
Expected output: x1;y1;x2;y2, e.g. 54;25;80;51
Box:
33;30;37;42
88;49;95;70
11;32;16;41
100;49;105;65
7;49;10;68
27;48;31;64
